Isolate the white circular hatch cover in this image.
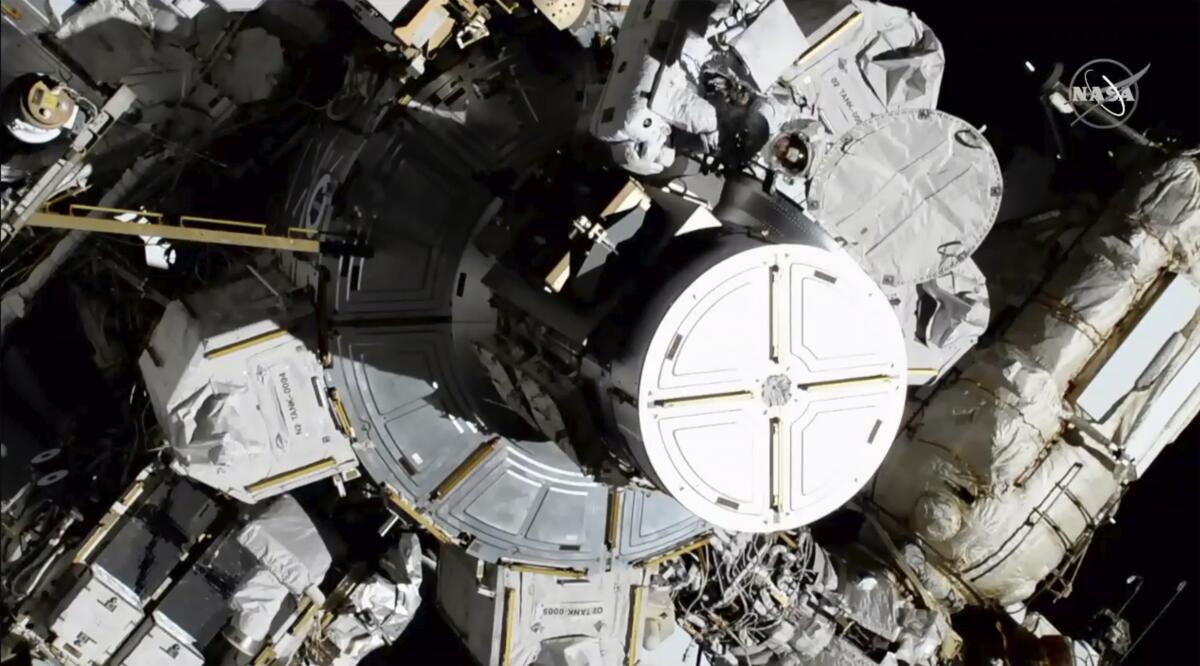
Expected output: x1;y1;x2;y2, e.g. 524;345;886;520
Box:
636;243;906;531
809;109;1003;286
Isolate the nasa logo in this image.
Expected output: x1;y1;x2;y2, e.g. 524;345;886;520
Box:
1068;59;1150;129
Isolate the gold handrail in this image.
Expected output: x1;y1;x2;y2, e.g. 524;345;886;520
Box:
180;215;267;234
68;203;164;221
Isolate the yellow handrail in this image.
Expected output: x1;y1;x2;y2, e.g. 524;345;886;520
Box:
55;205;322;244
28;211;322;254
68;204;164;221
179;215;267;234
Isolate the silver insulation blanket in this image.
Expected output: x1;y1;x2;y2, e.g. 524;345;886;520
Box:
315;534;423;666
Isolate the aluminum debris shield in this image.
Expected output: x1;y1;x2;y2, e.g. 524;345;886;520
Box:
634;243;907;532
809;109;1003;286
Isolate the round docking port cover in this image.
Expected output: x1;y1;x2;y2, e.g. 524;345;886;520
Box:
635;243;906;532
809;109;1003;287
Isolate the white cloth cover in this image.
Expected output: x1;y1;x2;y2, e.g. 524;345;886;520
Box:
236;495;332;598
808;111;1001;286
919;259;990;352
533;638;606;666
592;0;945;175
168;381;271;480
229;567;292;645
871;155;1200;605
